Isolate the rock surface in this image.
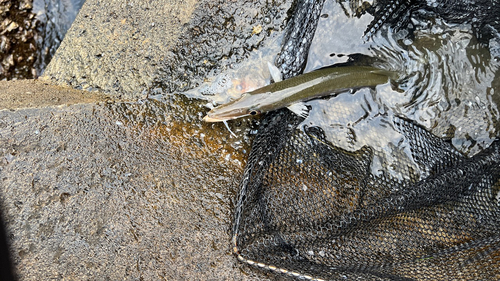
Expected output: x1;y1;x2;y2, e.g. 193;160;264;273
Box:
0;82;259;279
43;0;291;99
0;0;39;80
0;0;293;279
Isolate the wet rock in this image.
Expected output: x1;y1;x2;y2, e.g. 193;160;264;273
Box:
4;20;18;32
0;0;39;80
0;35;9;52
2;53;13;67
19;0;32;10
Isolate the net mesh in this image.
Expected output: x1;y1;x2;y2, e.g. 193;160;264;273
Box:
233;110;500;280
232;0;500;280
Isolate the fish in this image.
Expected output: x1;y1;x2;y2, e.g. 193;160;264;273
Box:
203;65;399;122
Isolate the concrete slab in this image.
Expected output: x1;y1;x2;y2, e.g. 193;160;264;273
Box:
42;0;291;99
0;0;294;279
0;80;272;279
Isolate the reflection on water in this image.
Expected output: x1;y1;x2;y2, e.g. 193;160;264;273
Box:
299;0;500;180
305;0;373;70
33;0;85;74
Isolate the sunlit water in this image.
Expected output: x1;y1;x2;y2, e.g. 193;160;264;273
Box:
301;0;500;180
193;0;500;182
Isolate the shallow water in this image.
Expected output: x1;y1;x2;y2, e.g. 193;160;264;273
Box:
294;0;500;180
194;0;500;181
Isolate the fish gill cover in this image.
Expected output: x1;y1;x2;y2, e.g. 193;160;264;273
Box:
233;0;500;280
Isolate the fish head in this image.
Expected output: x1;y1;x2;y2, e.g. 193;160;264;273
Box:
203;93;266;122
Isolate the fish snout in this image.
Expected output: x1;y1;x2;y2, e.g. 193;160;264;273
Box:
203;114;225;122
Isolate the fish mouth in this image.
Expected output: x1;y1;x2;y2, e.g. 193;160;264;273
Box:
203;114;227;122
203;111;251;122
203;107;251;122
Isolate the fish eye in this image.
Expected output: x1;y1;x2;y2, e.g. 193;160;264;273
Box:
249;109;260;116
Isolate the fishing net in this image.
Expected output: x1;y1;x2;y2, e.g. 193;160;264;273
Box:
232;0;500;280
233;110;500;280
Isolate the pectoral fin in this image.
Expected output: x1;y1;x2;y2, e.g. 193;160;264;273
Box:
287;102;311;119
267;61;282;82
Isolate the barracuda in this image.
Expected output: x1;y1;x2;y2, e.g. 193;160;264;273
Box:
203;65;399;122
